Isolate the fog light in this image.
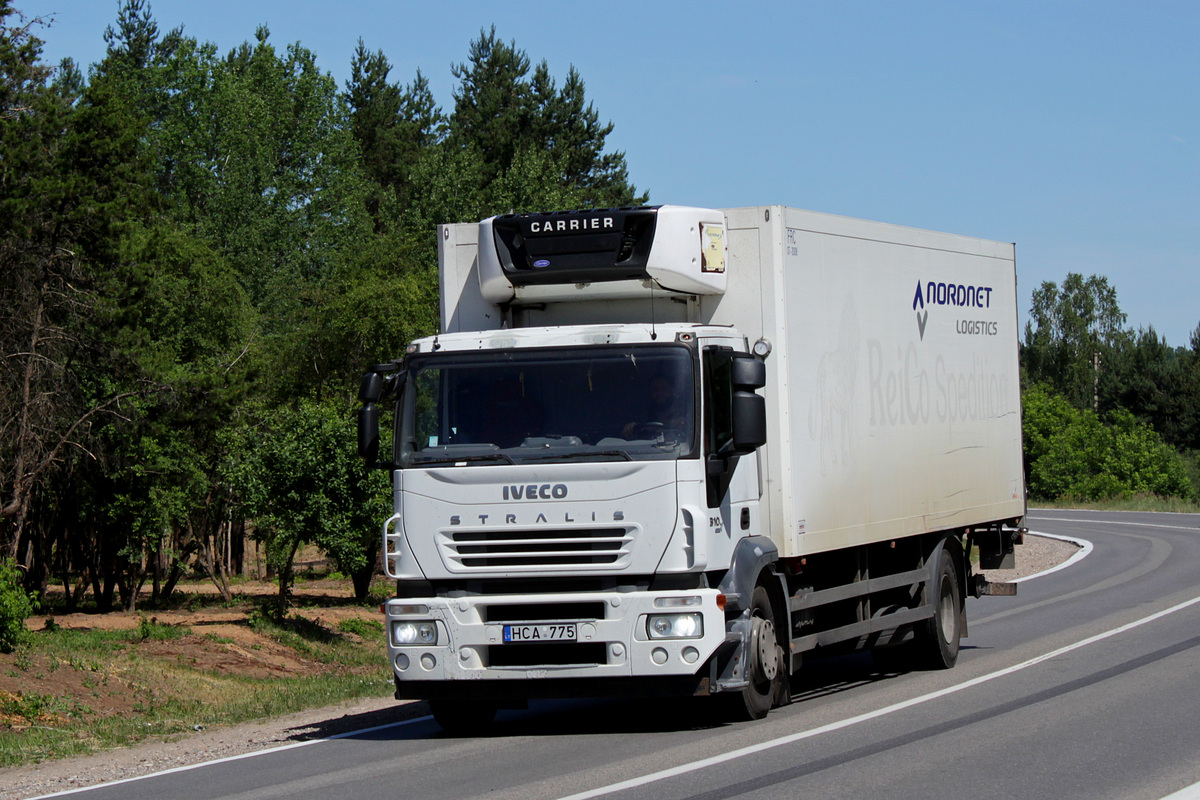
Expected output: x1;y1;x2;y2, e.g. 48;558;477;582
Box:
390;604;429;616
394;653;410;671
391;621;438;646
654;595;701;609
647;613;703;640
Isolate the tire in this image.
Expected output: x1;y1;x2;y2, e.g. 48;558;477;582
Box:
727;585;783;720
429;698;497;736
913;542;964;669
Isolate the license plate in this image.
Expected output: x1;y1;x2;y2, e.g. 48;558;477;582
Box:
503;623;578;643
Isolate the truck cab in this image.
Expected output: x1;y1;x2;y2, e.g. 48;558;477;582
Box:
360;207;778;728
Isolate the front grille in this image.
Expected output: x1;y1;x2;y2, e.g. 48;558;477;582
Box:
488;642;608;667
440;527;633;571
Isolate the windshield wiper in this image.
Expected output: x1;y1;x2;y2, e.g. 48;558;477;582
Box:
522;449;633;463
413;453;517;466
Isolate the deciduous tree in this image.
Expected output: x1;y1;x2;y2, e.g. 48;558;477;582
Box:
1022;273;1127;411
226;399;387;614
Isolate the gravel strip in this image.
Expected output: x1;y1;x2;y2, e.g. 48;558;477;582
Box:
977;530;1082;583
3;696;428;799
2;533;1077;799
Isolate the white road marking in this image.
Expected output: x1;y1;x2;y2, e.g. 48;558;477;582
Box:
27;715;433;799
1015;530;1094;583
1028;514;1200;532
1160;780;1200;799
552;594;1200;800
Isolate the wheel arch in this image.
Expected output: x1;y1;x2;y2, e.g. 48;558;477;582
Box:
717;535;781;615
717;535;791;674
927;531;967;609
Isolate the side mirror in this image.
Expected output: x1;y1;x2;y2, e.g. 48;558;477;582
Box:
358;403;380;463
730;355;767;454
731;356;766;390
357;364;402;469
359;372;384;403
704;352;768;503
731;390;767;453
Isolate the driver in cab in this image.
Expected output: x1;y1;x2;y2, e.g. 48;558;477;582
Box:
623;373;687;439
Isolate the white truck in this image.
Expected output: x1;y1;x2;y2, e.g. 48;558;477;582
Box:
358;204;1026;731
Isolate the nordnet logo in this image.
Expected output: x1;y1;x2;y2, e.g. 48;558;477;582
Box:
913;280;994;340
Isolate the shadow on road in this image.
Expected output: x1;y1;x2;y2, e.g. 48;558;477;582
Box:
297;650;916;743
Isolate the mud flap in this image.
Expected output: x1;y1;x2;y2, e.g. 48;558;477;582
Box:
970;574;1018;597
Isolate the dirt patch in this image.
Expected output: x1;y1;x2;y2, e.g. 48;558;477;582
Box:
1;579;386;734
0;650;140;723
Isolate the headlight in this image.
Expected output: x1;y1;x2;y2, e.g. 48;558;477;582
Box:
647;613;703;640
391;621;438;646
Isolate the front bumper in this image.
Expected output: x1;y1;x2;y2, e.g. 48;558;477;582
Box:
385;589;727;688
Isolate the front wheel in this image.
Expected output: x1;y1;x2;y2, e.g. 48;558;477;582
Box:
913;543;964;669
727;585;784;720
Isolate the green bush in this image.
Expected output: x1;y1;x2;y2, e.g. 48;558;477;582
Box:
1023;385;1196;501
1181;450;1200;491
0;558;36;653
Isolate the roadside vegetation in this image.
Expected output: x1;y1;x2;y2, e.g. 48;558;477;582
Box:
0;572;393;767
1021;274;1200;505
1028;496;1200;514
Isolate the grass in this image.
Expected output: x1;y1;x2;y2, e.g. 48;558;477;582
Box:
1029;494;1200;513
1;670;391;766
0;605;393;768
247;609;382;668
337;617;383;639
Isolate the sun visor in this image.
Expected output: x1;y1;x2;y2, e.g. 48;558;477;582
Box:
478;205;726;304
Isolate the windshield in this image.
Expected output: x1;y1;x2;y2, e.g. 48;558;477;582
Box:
399;345;696;466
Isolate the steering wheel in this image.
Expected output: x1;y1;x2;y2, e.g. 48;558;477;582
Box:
633;422;665;439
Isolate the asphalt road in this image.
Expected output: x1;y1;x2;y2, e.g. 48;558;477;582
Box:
42;510;1200;800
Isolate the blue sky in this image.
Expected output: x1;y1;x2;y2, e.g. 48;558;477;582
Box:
19;1;1200;348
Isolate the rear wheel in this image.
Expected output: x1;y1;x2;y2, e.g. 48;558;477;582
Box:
429;698;497;735
912;543;964;669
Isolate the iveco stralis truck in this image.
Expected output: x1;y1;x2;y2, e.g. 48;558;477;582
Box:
357;205;1026;731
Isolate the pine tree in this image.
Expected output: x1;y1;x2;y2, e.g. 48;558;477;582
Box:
448;27;645;208
346;42;446;223
1;2;97;560
449;26;531;185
